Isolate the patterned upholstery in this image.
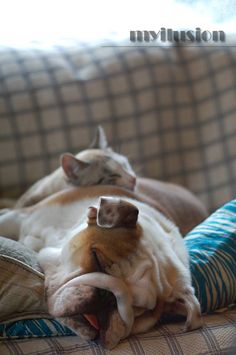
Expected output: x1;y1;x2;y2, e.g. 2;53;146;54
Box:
0;42;236;211
0;308;235;354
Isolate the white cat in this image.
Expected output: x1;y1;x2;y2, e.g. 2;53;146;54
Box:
15;126;136;208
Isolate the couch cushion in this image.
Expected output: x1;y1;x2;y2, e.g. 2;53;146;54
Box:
0;235;41;270
0;308;235;354
0;236;76;339
0;236;48;323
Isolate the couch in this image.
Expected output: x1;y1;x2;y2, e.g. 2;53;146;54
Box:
0;40;236;354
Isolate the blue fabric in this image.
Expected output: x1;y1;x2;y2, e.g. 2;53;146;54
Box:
185;199;236;314
0;318;74;338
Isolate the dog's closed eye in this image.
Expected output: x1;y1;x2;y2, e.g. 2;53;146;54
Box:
92;248;103;272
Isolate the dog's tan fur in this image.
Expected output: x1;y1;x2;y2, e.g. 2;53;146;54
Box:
69;224;142;274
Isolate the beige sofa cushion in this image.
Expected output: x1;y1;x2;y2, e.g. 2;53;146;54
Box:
0;236;48;322
0;308;235;354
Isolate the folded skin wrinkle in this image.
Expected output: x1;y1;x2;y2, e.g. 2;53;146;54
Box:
51;272;134;337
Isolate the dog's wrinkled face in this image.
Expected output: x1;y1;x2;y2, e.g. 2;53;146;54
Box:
44;197;141;348
67;197;141;275
42;197;202;349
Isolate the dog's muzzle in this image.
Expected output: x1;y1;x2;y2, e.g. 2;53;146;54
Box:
47;272;134;349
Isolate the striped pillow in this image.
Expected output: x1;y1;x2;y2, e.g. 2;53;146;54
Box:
0;319;74;339
185;199;236;313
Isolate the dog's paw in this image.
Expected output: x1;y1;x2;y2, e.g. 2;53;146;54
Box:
99;309;127;349
164;291;203;332
180;290;203;332
184;310;203;332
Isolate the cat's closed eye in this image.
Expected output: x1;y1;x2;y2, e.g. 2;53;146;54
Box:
108;173;121;178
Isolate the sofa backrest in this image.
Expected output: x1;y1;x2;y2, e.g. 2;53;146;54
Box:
0;42;236;212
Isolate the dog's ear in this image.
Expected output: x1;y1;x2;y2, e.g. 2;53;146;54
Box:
87;206;97;225
90;125;109;150
61;153;90;180
97;197;139;228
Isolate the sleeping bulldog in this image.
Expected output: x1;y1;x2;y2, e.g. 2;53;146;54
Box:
0;182;206;349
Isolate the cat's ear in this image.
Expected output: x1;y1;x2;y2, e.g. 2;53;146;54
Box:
60;153;90;180
90;125;109;150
